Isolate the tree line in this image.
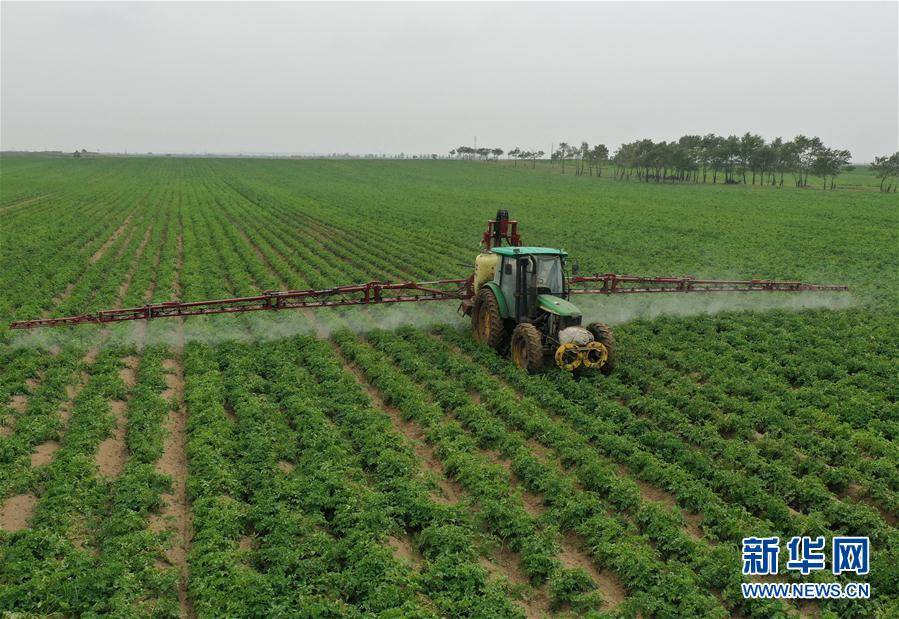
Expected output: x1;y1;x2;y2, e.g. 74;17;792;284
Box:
558;134;855;189
451;135;898;192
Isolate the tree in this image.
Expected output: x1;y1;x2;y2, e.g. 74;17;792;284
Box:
870;152;899;192
738;133;765;184
555;142;571;174
677;135;702;182
588;144;609;177
788;135;823;187
699;134;721;183
811;148;851;189
508;147;521;166
575;142;589;176
491;148;503;161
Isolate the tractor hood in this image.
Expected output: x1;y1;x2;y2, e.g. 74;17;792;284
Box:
537;294;581;318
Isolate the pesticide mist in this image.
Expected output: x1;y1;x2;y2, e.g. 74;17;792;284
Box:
10;291;855;354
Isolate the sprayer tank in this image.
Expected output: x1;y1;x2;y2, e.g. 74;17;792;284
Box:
474;252;500;290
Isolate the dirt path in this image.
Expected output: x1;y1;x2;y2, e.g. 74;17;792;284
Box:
174;234;184;300
152;349;194;619
30;440;60;468
387;534;424;570
91;214;134;264
143;225;166;304
95;357;138;478
150;234;195;619
0;193;50;214
92;220;156;478
560;533;628;608
116;227;153;302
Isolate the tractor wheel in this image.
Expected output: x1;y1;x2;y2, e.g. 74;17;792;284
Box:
471;288;506;350
586;322;616;375
511;323;544;373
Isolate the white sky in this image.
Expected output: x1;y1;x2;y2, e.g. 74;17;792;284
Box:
2;1;897;160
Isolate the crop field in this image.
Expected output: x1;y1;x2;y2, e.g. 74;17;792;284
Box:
0;155;896;618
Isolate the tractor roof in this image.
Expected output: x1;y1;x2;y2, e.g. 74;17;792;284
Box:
491;246;568;257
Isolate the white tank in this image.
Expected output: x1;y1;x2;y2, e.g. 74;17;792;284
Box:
558;326;593;346
474;252;499;290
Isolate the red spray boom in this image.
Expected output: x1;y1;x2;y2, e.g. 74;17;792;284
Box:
9;214;848;330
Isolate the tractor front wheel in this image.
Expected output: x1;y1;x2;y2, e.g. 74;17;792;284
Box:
586;322;616;374
511;323;544;373
472;288;506;350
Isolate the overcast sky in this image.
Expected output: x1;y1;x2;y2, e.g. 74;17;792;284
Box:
2;2;896;160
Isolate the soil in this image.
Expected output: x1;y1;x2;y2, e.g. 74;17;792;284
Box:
0;493;38;532
116;227;153;301
560;532;627;609
337;352;464;505
479;550;549;619
277;460;295;474
30;440;60;468
0;193;49;213
143;228;165;303
840;483;897;525
96;399;128;477
120;356;139;388
482;447;547;517
9;395;27;414
91;214;134;264
153;349;194;619
387;534;423;569
238;536;254;551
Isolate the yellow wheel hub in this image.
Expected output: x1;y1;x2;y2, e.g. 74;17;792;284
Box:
554;342;582;371
581;341;609;369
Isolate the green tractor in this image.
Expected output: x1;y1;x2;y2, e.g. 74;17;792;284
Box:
462;212;615;374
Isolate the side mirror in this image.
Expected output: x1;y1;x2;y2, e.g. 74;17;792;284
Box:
572;261;580;276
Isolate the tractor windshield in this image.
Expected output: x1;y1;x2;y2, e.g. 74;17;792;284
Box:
534;255;564;294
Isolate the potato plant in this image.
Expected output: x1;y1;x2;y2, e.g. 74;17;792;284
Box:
0;156;895;617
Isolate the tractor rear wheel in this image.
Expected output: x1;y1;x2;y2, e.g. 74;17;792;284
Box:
511;323;544;373
472;288;506;350
586;322;616;375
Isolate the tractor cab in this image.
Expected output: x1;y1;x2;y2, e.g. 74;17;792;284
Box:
490;247;580;323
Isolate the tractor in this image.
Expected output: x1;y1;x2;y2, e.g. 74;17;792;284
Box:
467;244;614;374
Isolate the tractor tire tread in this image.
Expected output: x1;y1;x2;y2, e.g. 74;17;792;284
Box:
587;321;616;375
511;323;544;373
473;288;506;350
